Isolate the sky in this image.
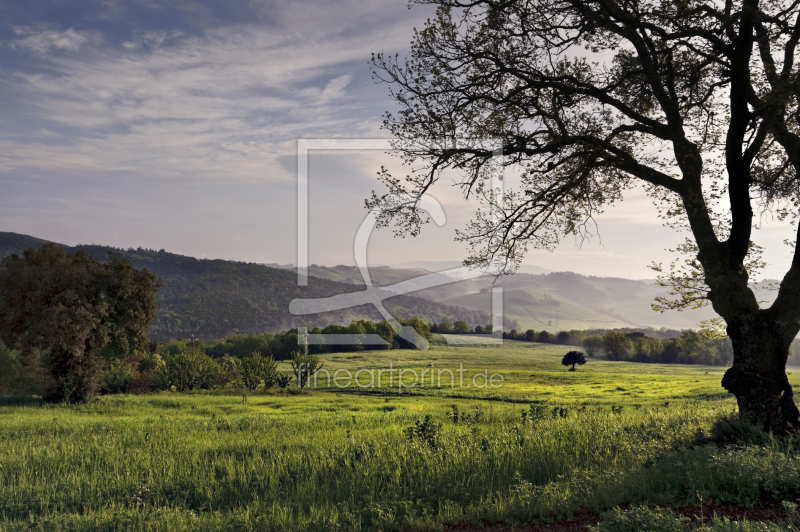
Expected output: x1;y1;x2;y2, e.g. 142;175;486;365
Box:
0;0;796;281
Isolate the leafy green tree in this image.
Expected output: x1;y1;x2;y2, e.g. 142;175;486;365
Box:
154;351;223;392
346;320;368;351
376;320;398;348
399;316;432;339
677;330;719;365
603;331;635;362
204;334;273;359
524;329;536;342
0;340;17;394
269;331;299;360
240;352;278;392
452;320;469;334
582;335;604;357
562;351;587;371
218;354;242;387
137;352;163;374
370;0;800;430
437;319;452;334
0;244;160;402
101;365;136;394
0;339;39;395
537;331;553;344
635;337;664;363
568;330;586;346
290;351;324;389
658;340;681;365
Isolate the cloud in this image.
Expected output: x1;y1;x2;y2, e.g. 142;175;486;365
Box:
122;29;185;50
0;18;415;185
10;27;92;54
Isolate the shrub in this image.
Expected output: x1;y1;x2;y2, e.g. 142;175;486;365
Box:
276;373;291;389
153;350;224;391
709;414;772;447
101;365;136;394
404;415;441;448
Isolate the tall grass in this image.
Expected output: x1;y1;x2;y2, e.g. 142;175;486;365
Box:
0;393;733;531
2;342;800;530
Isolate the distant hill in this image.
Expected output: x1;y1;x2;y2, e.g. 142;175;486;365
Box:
391;260;552;275
300;265;779;331
0;232;492;341
2;231;773;338
0;233;51;259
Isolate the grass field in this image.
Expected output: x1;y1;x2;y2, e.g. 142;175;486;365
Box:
2;341;800;531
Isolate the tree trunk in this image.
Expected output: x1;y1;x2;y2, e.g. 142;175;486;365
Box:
722;313;800;432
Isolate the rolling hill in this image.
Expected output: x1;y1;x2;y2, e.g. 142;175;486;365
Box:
301;265;779;332
2;231;773;339
0;232;493;341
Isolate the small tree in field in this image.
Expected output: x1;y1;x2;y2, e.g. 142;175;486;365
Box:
154;350;223;392
562;351;587;372
290;351;324;389
240;352;278;392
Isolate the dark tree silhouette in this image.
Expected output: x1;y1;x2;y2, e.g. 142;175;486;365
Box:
562;351;587;371
537;331;553;344
371;0;800;431
0;244;160;402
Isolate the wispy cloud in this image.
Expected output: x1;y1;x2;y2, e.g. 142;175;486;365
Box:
0;4;418;184
9;26;92;54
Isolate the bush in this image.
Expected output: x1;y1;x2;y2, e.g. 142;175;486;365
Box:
101;365;136;394
404;415;441;448
276;373;291;389
709;414;773;447
153;351;224;391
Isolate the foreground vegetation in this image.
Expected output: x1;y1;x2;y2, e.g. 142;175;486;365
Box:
1;343;800;531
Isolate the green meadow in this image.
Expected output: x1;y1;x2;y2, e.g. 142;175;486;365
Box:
3;341;800;531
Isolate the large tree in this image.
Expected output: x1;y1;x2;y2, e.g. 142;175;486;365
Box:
371;0;800;431
0;244;160;402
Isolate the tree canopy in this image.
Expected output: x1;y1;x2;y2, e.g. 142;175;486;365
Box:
0;244;161;402
562;350;587;371
371;0;800;430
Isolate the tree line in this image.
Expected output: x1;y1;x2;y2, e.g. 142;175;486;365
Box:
503;327;800;367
